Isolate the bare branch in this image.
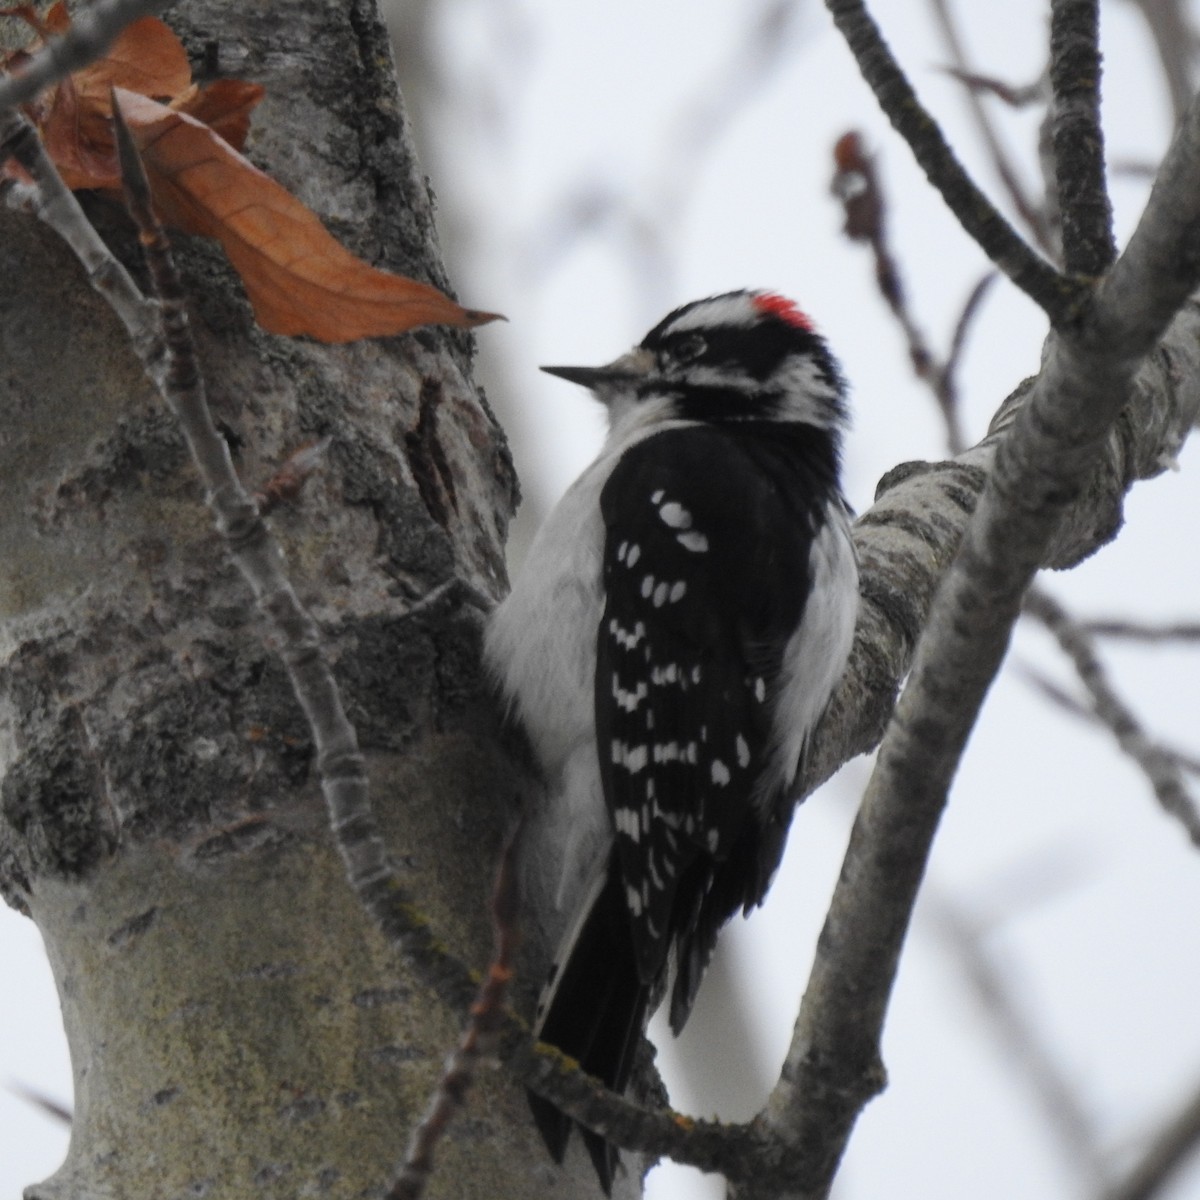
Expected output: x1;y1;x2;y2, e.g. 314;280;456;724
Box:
389;832;522;1200
6;1080;72;1125
505;1031;786;1188
939;66;1043;109
1017;661;1094;720
826;0;1081;322
926;894;1106;1186
832;131;963;446
943;271;999;429
1079;618;1200;641
1123;0;1199;128
0;0;171;115
1105;1075;1200;1200
107;95;492;1006
757;80;1200;1196
1023;658;1200;781
1024;587;1200;846
833;130;996;452
930;0;1055;253
1049;0;1116;275
0;111;155;346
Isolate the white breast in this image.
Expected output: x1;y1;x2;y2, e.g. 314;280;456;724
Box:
485;464;607;775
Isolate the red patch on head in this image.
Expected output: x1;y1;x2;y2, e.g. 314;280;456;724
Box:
752;292;814;332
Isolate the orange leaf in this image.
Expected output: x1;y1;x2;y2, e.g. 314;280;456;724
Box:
42;1;68;33
72;16;191;101
27;15;193;190
2;3;500;342
114;88;501;340
37;77;266;192
173;79;265;154
40;77;120;189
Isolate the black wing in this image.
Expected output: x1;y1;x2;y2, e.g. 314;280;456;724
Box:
596;423;833;1026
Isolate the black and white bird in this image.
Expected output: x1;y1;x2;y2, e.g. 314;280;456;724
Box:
485;289;858;1191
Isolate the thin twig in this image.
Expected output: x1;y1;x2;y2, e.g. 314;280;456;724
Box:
253;437;333;516
1124;0;1198;128
930;0;1055;254
832;131;993;452
0;110;155;344
389;831;523;1200
0;0;171;115
1023;588;1200;846
6;1080;73;1125
1049;0;1116;276
939;67;1043;110
1077;618;1200;642
943;271;998;416
1104;1075;1200;1200
1168;747;1200;778
926;896;1106;1187
1022;662;1200;786
824;0;1079;321
1017;661;1093;720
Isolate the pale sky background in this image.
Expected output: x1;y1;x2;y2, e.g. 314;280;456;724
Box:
5;2;1200;1198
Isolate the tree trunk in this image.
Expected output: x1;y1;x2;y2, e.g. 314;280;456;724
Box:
0;2;610;1195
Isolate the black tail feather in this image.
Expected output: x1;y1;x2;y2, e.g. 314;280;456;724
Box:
529;860;649;1194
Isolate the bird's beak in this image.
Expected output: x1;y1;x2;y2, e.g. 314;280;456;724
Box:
540;348;654;395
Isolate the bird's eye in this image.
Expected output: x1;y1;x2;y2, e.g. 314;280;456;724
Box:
674;334;707;363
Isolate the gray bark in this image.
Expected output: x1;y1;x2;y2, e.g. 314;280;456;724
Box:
0;2;612;1196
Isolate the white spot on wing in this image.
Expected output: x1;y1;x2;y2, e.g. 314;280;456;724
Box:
711;759;731;786
624;745;648;774
611;619;646;651
736;734;751;768
677;531;709;553
626;543;641;568
669;581;687;602
615;807;641;842
659;502;692;529
647;853;664;889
